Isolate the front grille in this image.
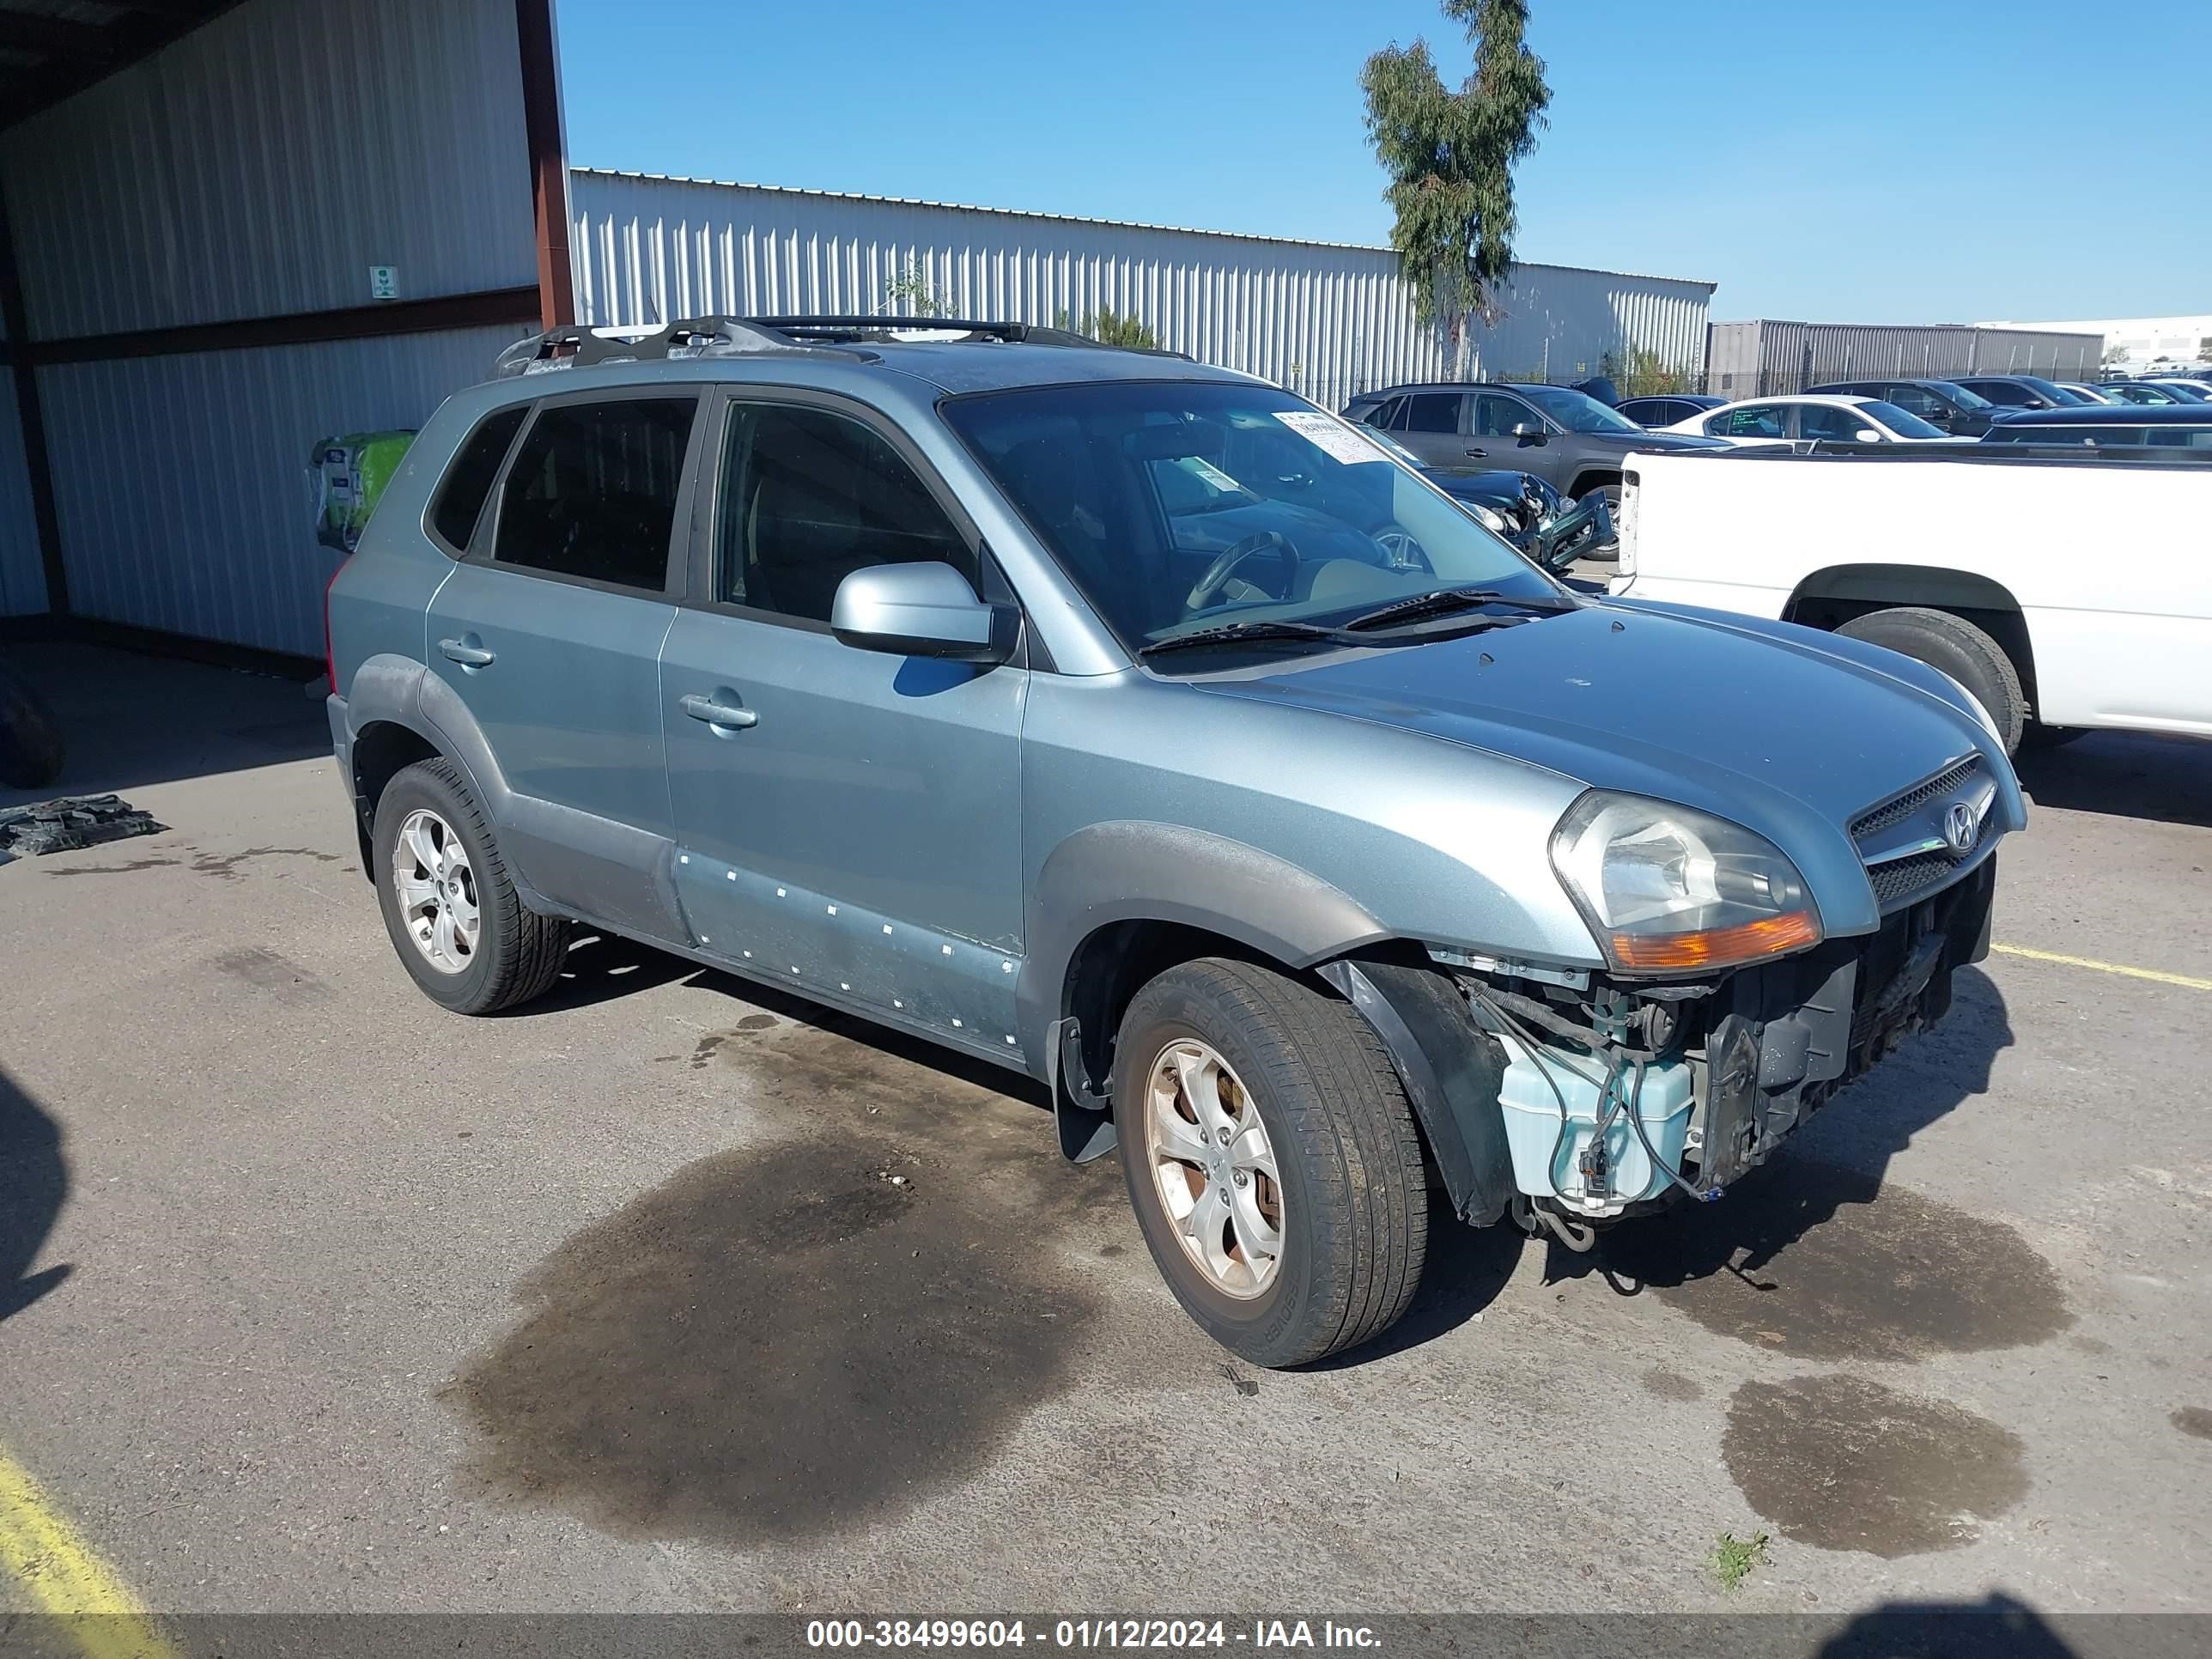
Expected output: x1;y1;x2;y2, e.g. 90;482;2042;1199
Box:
1850;757;1982;842
1867;849;1960;908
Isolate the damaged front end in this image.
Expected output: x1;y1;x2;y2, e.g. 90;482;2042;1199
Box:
1324;857;1996;1248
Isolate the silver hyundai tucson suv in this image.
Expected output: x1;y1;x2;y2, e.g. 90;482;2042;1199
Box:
325;315;2021;1367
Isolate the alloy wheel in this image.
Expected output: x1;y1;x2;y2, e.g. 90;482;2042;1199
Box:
1144;1038;1284;1298
392;808;481;975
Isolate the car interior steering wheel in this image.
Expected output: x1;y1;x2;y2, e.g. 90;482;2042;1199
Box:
1186;530;1299;611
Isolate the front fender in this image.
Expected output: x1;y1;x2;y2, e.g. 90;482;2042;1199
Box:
1018;821;1391;1079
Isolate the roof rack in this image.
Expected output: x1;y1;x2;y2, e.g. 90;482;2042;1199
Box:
492;313;1190;377
490;316;882;379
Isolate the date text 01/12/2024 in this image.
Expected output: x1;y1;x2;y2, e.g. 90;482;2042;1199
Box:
804;1621;1382;1650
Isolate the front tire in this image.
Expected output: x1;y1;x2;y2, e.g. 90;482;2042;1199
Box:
371;758;571;1014
1836;605;2026;754
1111;958;1429;1367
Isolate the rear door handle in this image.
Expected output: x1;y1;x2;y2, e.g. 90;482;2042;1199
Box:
1463;447;1487;457
438;637;495;667
680;692;757;729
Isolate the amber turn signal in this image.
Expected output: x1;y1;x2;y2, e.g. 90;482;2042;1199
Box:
1609;909;1822;972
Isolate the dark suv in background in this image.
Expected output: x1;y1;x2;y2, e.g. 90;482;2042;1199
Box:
1804;378;2000;435
1343;381;1725;509
1948;374;2093;410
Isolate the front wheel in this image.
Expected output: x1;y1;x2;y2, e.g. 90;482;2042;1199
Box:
1111;958;1429;1368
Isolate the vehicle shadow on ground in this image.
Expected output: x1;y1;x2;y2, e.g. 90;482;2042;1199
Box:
0;1067;70;1322
1813;1592;2081;1658
0;643;328;809
1541;967;2021;1342
2014;728;2212;829
492;930;696;1016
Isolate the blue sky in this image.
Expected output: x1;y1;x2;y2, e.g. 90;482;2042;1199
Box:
556;0;2210;324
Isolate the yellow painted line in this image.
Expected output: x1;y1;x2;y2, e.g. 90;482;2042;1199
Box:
1992;942;2212;993
0;1444;177;1659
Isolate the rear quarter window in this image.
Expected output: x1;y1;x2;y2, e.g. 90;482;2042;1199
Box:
428;405;528;553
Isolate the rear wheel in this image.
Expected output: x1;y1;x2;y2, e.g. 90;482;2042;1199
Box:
372;758;570;1014
1836;605;2026;754
1111;957;1428;1368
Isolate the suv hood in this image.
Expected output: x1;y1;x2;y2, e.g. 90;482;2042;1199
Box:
1184;601;2017;935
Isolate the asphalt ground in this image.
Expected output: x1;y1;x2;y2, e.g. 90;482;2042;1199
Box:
2;641;2207;1638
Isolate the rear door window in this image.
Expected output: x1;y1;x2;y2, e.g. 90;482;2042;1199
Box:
491;397;698;592
1711;405;1787;439
1397;392;1464;434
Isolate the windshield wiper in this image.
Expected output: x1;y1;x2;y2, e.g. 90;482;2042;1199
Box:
1138;620;1358;658
1339;586;1577;632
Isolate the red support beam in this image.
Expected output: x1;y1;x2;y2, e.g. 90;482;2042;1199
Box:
514;0;574;329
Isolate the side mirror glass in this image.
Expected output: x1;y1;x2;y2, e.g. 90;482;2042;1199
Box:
830;562;1014;664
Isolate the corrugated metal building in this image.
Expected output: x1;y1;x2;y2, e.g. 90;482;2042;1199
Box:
0;0;567;657
1706;319;2104;398
568;170;1718;415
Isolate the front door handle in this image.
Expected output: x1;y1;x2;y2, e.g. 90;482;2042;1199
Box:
1463;447;1487;458
438;637;495;667
679;692;758;730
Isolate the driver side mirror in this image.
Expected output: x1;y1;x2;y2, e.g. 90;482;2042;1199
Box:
1854;428;1882;442
1510;421;1547;446
831;562;1017;665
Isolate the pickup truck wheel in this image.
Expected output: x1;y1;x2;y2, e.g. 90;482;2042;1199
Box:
1110;957;1429;1367
1835;606;2025;754
372;758;571;1014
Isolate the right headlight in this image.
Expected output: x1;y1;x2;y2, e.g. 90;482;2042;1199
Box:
1549;791;1822;973
1467;501;1512;537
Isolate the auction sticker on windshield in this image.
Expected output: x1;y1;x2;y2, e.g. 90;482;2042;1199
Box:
1272;410;1389;466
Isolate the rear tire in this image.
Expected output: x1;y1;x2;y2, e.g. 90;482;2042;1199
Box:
0;659;64;791
372;758;571;1014
1111;957;1429;1368
1836;605;2025;754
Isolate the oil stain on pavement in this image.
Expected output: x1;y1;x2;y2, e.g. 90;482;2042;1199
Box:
2173;1407;2212;1440
1593;1158;2072;1362
448;1011;1127;1547
1724;1374;2028;1556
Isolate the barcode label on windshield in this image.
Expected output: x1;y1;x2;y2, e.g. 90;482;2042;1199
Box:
1273;410;1389;466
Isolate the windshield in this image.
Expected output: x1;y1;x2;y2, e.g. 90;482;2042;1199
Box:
1510;385;1645;434
1859;400;1948;439
1926;380;1994;410
941;380;1562;660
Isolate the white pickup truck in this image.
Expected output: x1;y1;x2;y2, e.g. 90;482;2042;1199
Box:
1608;446;2212;751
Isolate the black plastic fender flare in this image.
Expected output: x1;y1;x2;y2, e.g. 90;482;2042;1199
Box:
1318;958;1516;1227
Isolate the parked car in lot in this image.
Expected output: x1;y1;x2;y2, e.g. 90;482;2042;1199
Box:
1948;374;2094;409
2102;380;2205;404
1661;393;1953;446
1611;444;2212;751
1982;404;2212;449
2052;382;2116;404
1342;381;1727;511
326;314;2021;1365
1615;394;1725;428
2142;379;2212;399
1805;378;2002;435
1358;429;1616;568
